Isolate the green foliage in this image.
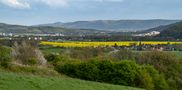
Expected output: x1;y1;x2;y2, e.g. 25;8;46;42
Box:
45;54;69;66
112;49;135;61
45;54;60;62
27;58;37;66
159;21;182;39
137;69;154;90
136;51;181;90
0;46;12;68
42;46;178;90
142;66;169;90
56;60;167;90
112;61;139;86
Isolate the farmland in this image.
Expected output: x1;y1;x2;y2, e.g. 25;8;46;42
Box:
40;41;182;47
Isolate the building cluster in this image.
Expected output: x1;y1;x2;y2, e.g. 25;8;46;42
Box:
0;33;65;37
133;31;160;37
119;44;182;51
0;33;65;41
0;33;13;37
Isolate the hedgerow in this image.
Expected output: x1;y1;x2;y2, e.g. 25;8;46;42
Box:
55;60;168;90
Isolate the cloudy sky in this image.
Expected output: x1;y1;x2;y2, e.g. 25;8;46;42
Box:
0;0;182;25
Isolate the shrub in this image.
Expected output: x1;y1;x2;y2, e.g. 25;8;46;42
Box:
111;61;139;86
55;60;167;89
111;49;135;61
136;51;181;90
45;54;68;66
27;58;37;66
137;69;154;90
0;46;12;68
141;66;169;90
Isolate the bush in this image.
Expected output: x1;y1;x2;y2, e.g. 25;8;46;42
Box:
45;54;68;66
0;46;12;68
56;60;167;89
136;51;181;90
111;61;139;86
137;69;154;90
27;58;37;66
139;66;169;90
111;49;135;61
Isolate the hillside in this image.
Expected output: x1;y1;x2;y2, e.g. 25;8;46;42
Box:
140;21;180;33
0;23;106;35
39;20;180;31
0;72;142;90
158;21;182;39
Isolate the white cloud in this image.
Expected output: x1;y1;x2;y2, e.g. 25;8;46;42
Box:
0;0;124;9
39;0;124;8
40;0;68;8
73;0;124;2
0;0;30;9
92;0;124;2
0;0;69;8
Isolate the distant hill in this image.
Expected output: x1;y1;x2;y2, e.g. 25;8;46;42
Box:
0;23;106;35
39;20;180;31
158;21;182;39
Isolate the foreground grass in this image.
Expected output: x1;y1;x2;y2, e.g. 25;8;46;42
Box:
0;72;143;90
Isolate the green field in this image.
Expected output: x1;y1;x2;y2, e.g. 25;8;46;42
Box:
169;51;182;58
0;72;143;90
40;46;182;59
134;51;182;58
40;47;63;53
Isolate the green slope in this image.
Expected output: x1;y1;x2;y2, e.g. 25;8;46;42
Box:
158;21;182;38
0;72;143;90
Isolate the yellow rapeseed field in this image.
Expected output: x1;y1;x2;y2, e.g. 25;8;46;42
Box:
40;41;182;47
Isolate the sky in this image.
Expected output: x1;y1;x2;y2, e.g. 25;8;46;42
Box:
0;0;182;25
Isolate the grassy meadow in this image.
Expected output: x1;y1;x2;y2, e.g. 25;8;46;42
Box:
0;72;142;90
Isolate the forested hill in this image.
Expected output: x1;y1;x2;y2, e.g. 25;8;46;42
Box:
158;21;182;39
